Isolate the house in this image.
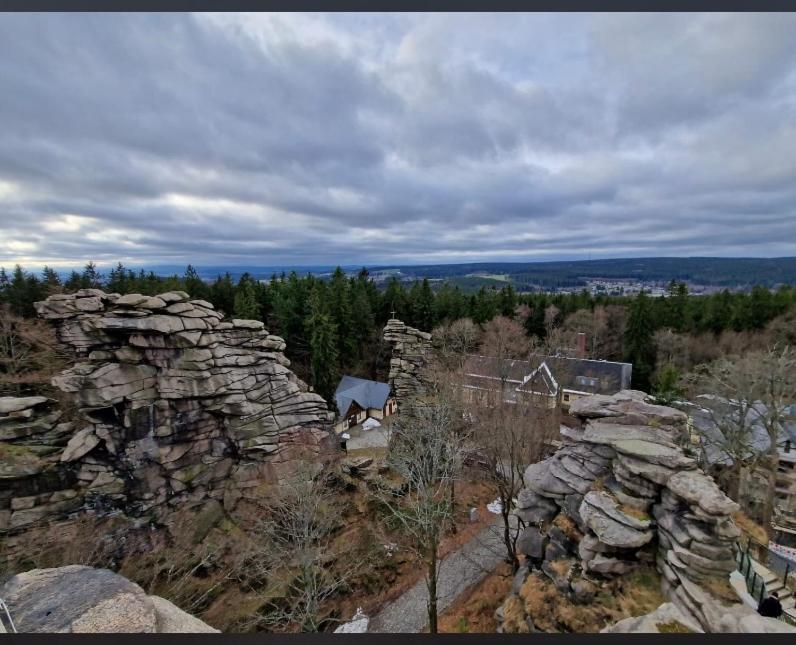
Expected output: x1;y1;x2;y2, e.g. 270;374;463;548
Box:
333;376;397;434
460;353;633;411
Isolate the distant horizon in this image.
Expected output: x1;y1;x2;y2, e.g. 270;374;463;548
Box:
4;255;794;279
0;255;796;278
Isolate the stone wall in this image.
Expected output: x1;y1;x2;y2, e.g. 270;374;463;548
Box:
0;289;336;534
498;390;794;633
382;318;432;403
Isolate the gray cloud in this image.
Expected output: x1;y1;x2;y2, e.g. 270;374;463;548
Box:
0;12;794;269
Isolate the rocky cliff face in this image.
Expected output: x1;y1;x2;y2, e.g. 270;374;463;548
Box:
0;289;336;534
382;318;432;403
499;390;793;633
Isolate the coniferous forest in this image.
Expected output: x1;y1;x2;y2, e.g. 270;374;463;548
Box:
2;262;795;402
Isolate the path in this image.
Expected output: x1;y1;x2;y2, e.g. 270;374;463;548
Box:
368;516;509;633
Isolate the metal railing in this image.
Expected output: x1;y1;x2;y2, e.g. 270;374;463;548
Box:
735;538;795;626
744;535;793;585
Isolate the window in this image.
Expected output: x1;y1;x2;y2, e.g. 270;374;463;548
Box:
563;394;570;402
575;375;598;388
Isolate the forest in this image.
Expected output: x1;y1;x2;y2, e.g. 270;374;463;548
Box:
1;262;795;404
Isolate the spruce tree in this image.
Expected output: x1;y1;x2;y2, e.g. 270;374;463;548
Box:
81;261;102;289
210;273;236;316
233;278;261;320
624;290;656;391
184;265;210;300
328;267;356;360
306;287;340;407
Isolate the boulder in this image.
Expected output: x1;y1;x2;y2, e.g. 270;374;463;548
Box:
517;526;548;559
579;493;653;549
0;396;51;415
601;602;703;633
149;596;219;633
0;566;157;633
571;578;598;604
585;554;638;576
666;470;739;516
0;566;218;633
524;460;577;497
60;427;101;462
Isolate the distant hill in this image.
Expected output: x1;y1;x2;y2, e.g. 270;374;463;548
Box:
134;257;795;291
365;257;796;290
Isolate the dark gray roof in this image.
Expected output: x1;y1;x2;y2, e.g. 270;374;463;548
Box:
335;376;391;416
462;354;632;396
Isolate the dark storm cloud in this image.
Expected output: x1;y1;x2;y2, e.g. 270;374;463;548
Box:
0;12;795;269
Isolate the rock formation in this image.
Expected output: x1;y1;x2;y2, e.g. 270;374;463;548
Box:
498;390;794;633
0;289;336;534
382;318;432;403
0;565;218;632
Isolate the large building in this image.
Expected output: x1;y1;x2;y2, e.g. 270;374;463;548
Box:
333;376;397;433
460;353;633;410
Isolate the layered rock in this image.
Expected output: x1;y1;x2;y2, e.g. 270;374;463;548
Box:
498;390;793;633
382;318;432;402
0;289;336;534
0;565;218;632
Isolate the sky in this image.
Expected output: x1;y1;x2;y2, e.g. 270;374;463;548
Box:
1;12;795;270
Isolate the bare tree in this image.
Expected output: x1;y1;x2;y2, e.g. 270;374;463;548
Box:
432;317;479;368
752;346;796;536
478;316;529;385
374;400;469;633
243;463;366;632
687;346;796;536
0;305;67;395
468;383;558;571
687;354;766;501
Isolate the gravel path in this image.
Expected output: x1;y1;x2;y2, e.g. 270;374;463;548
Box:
368;517;508;633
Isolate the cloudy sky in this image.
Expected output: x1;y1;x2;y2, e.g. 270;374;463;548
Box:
1;12;795;269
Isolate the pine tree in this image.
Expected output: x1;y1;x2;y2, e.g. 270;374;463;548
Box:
233;277;261;320
184;265;210;300
499;284;517;317
41;266;62;295
411;279;435;331
0;267;8;305
106;262;129;294
524;297;547;339
210;273;236;316
382;278;408;321
624;290;656;391
328;267;356;361
64;270;82;292
81;261;102;289
306;287;340;407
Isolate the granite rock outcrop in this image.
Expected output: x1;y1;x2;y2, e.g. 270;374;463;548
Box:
498;390;794;633
0;289;336;534
382;318;432;403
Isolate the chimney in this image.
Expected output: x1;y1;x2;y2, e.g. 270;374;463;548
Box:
576;332;587;359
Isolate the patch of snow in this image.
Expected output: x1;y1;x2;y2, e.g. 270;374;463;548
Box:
334;607;369;633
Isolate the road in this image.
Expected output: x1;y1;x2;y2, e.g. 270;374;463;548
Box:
368;517;508;633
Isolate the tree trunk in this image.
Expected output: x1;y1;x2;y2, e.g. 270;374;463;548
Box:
427;547;438;634
502;506;519;572
449;479;457;534
762;446;779;541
